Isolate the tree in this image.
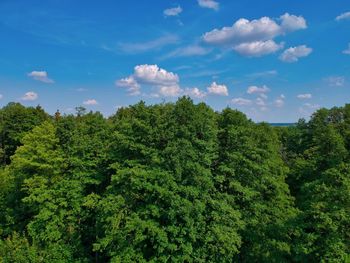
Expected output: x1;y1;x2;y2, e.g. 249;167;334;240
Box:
293;164;350;262
215;108;297;262
96;98;243;262
0;103;49;165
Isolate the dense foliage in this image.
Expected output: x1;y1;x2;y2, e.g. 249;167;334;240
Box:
0;98;349;262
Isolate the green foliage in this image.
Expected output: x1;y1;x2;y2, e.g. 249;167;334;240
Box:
216;109;297;262
0;100;349;262
0;103;49;165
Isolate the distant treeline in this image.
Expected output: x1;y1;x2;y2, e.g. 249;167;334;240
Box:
0;98;349;262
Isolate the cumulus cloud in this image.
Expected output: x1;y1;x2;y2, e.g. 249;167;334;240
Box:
233;40;283;57
164;6;182;17
279;45;312;62
116;64;181;97
21;91;38;101
116;77;141;96
297;93;312;99
231;97;252;106
203;17;281;45
202;13;306;57
207;82;229;96
27;71;54;83
184;87;207;98
197;0;219;10
343;43;350;55
83;99;98;105
133;64;179;85
158;85;182;97
280;13;307;32
336;11;350;21
247;85;270;94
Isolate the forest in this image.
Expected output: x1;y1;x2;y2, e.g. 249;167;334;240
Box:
0;97;349;262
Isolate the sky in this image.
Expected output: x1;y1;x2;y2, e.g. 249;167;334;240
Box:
0;0;349;122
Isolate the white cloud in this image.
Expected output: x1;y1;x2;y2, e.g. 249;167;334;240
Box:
158;85;182;97
303;103;320;110
247;70;278;78
259;93;268;100
202;13;306;57
203;14;306;45
297;93;312;99
233;40;283;57
336;11;350;21
116;64;181;97
203;17;281;45
164;6;182;17
28;71;54;83
207;81;228;96
116;77;141;96
197;0;219;10
299;103;321;117
184;87;207;98
117;34;179;53
280;13;307;32
247;85;270;94
327;76;345;87
343;43;350;55
279;45;312;62
231;97;252;106
163;45;211;59
133;64;179;85
274;94;285;107
255;97;266;106
0;94;3;99
83;99;98;105
21;91;38;101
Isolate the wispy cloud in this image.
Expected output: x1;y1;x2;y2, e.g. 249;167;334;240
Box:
161;45;211;59
297;93;312;99
231;97;252;106
197;0;219;11
164;6;182;17
343;43;350;55
335;11;350;21
326;76;345;87
246;70;278;78
274;94;285;107
117;34;180;53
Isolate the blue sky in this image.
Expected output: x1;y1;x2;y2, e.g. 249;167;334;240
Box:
0;0;349;122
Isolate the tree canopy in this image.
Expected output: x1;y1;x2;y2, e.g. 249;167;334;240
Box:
0;100;349;262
